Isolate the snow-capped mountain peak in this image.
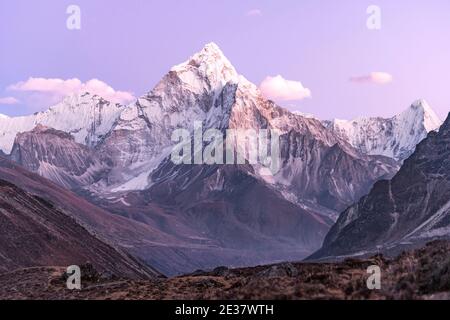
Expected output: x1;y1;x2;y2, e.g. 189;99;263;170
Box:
94;44;246;190
57;91;110;107
0;92;124;154
133;43;246;129
324;100;443;161
407;99;442;132
171;42;239;91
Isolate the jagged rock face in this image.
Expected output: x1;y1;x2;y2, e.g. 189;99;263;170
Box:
145;162;332;252
96;43;238;187
10;125;110;190
324;100;442;161
0;177;159;279
276;132;398;212
0;92;124;154
310;113;450;260
94;43;398;215
97;160;333;274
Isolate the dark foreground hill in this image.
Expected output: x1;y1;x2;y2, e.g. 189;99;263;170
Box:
1;240;449;300
0;177;160;279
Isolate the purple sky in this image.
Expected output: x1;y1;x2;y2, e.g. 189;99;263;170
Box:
1;0;450;120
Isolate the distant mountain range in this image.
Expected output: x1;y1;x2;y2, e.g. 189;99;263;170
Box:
310;111;450;260
0;43;445;275
323;99;441;161
0;93;124;154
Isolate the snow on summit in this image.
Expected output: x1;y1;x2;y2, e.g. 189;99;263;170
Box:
0;92;124;154
324;99;442;161
409;99;442;132
171;42;239;91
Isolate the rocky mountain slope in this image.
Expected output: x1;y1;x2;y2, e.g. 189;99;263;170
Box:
0;175;159;279
310;112;450;260
0;155;326;276
324;100;442;161
10;124;110;190
0;156;183;276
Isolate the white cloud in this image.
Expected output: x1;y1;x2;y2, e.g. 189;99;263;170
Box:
246;9;262;17
0;97;20;105
8;77;135;104
259;75;312;101
350;72;393;85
